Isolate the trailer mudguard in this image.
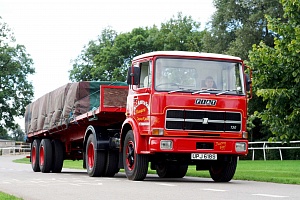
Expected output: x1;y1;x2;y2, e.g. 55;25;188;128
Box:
83;125;110;152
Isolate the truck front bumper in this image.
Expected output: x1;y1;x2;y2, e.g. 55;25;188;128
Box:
147;137;248;155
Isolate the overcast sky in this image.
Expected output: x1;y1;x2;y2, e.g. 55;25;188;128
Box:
0;0;215;129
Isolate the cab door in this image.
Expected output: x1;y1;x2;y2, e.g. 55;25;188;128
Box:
130;61;152;135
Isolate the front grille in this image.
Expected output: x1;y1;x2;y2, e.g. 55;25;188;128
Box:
166;110;241;132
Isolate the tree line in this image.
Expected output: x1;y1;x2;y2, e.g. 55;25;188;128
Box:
1;0;300;145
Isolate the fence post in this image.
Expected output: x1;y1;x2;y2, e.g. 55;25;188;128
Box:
263;142;266;161
279;149;283;160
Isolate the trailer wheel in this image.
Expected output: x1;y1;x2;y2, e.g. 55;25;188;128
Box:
209;156;237;182
123;130;148;181
156;163;188;178
86;134;106;177
31;139;41;172
39;139;53;173
51;139;64;173
103;150;119;177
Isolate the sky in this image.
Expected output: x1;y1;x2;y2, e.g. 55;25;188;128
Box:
0;0;215;129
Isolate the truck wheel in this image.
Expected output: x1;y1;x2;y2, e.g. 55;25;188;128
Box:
123;130;148;181
209;156;237;182
31;139;41;172
156;163;188;178
86;134;106;177
103;150;119;177
51;139;64;173
39;139;53;173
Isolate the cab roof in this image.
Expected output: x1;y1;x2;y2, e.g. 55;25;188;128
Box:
133;51;242;61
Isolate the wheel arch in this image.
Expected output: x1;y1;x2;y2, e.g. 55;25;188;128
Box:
121;118;145;154
120;122;133;152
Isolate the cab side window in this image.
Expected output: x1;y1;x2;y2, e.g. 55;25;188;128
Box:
139;61;152;88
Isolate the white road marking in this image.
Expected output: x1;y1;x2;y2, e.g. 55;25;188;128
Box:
156;183;177;187
252;194;289;198
202;188;227;192
1;182;12;184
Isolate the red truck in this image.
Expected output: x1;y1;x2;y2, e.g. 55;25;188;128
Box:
25;51;251;182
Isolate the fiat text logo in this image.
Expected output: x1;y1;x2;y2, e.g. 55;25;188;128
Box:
195;99;217;106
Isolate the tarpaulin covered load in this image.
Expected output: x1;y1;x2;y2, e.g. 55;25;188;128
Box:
25;81;128;134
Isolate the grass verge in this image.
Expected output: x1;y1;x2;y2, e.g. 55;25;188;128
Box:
14;157;300;184
0;192;22;200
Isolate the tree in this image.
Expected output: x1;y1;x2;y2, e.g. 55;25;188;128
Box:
248;0;300;141
203;0;284;60
0;17;35;134
157;12;203;51
69;13;204;82
10;125;25;141
0;127;10;140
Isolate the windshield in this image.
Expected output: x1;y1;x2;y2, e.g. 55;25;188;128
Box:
154;58;245;95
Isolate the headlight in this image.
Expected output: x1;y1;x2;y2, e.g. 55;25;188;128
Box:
160;140;173;150
235;142;247;152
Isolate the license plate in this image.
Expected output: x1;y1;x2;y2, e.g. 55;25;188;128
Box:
191;153;217;160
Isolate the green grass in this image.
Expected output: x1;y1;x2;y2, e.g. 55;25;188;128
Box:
0;192;22;200
13;157;83;169
14;158;300;184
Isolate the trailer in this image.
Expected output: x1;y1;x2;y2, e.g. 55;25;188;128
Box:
25;51;251;182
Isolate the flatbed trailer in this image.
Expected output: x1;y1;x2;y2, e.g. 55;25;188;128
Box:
26;82;128;175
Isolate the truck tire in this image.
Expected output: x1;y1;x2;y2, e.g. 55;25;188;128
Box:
209;156;237;182
31;139;41;172
39;139;53;173
156;163;188;178
103;150;119;177
123;130;148;181
51;139;64;173
86;134;106;177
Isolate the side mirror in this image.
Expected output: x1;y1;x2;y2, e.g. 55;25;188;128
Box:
127;66;140;85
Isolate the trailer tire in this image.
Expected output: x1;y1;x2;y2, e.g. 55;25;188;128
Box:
39;139;53;173
86;134;106;177
209;156;237;182
156;163;188;178
123;130;148;181
31;139;41;172
51;139;64;173
103;150;119;177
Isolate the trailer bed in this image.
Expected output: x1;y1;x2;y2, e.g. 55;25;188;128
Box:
25;82;128;138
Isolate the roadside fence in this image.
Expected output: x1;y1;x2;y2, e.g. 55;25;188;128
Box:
248;141;300;161
0;142;31;156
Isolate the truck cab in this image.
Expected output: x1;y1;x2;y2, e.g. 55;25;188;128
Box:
123;51;250;181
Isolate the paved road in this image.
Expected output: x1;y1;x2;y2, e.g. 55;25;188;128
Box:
0;155;300;200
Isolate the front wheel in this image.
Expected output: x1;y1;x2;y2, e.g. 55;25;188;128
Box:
123;130;148;181
156;163;188;178
209;156;237;182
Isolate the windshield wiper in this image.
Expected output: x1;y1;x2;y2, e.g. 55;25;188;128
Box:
168;88;194;94
216;90;237;96
191;88;220;95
